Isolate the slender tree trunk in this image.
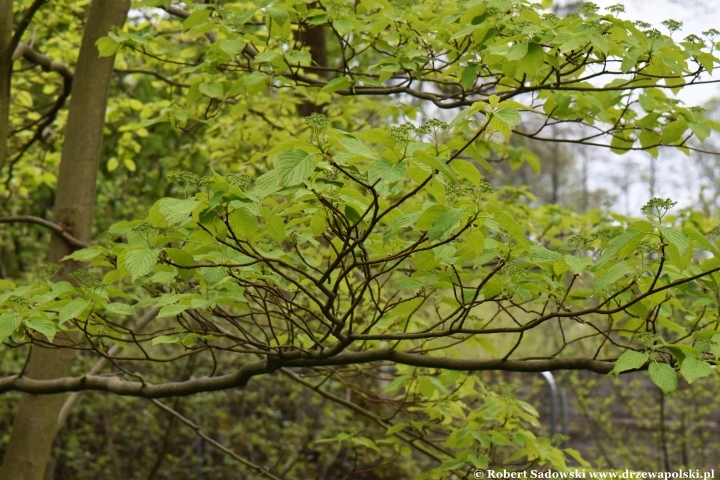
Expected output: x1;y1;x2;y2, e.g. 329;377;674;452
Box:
0;1;129;479
296;17;329;117
0;0;13;172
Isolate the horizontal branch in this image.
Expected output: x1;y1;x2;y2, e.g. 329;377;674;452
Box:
13;42;73;81
0;349;618;397
0;215;89;248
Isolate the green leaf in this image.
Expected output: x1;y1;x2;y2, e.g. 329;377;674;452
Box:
219;39;245;57
351;437;380;452
253;170;281;199
95;37;119;57
689;122;711;141
489;116;511;138
369;158;407;185
62;246;105;262
266;6;289;25
414;250;437;270
594;231;644;269
450;23;481;40
24;319;56;342
680;357;712;384
310;210;327;236
494;108;521;128
661;118;688;144
285;50;311;64
320;76;351;93
413;151;456;181
518;42;545;74
460;64;478;89
529;245;563;262
683;228;720;256
594;263;633;293
0;313;22;342
386;423;408;435
199;82;224;99
158;198;200;225
564;448;591;468
267;214;286;243
660;227;689;254
487;203;530;252
614;350;648;375
450;159;480;187
254;50;279;63
506;42;528;61
165;248;195;267
339;137;375;158
564;255;593;274
125;249;159;281
275;149;317;186
183;8;210;29
58;298;90;324
152;335;181;345
428;209;464;241
229;208;258;240
649;362;678;395
157;304;190;318
105;302;136;316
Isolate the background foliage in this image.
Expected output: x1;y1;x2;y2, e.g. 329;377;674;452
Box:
2;0;720;478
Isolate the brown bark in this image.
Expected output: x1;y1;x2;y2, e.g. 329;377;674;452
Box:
296;20;329;117
0;354;619;398
0;0;13;172
0;1;130;479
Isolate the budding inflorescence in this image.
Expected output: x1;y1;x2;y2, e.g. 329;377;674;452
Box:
635;240;657;255
579;2;600;16
305;112;331;130
132;222;158;234
227;173;254;188
568;234;595;248
641;197;677;219
37;263;62;281
388;123;417;145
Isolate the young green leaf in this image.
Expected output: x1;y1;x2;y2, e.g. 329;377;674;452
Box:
58;298;90;324
680;357;712;384
152;335;181;345
24;319;57;342
125;249;159;281
428;208;464;241
486;203;530;252
594;231;644;269
275;149;316;186
158;198;200;225
614;350;648;375
594;263;633;293
649;362;678;395
105;302;136;316
0;313;22;343
660;227;689;254
157;304;190;318
229;208;258;240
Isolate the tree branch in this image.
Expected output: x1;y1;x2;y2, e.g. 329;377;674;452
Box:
0;352;619;397
0;215;89;248
149;398;283;480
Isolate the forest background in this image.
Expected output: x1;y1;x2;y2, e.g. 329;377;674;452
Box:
2;0;720;479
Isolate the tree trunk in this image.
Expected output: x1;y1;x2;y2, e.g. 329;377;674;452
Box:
0;0;13;172
0;1;129;479
296;18;329;117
